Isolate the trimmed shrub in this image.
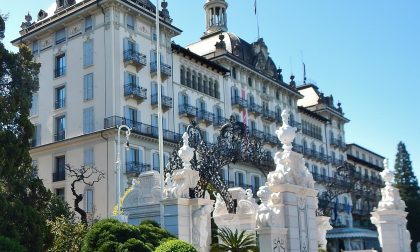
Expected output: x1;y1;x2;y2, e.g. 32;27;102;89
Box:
0;235;27;252
138;221;174;249
155;239;197;252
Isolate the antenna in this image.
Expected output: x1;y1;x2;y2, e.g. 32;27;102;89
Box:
254;0;260;39
300;50;306;84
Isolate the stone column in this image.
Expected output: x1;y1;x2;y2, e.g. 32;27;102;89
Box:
256;109;318;252
370;159;411;252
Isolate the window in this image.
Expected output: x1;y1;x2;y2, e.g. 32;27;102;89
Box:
312;165;318;174
276;90;280;100
83;40;93;67
219;168;228;181
54;156;66;182
186;68;191;87
362;153;366;160
179;123;188;134
84;148;94;167
248;77;252;87
55;188;65;201
197;73;202;92
84;16;93;31
31;124;41;147
55;53;66;77
232;67;237;79
55;86;66;109
262;84;267;94
180;66;185;85
30;93;39;116
356;150;360;158
127;14;134;30
55;29;66;44
251;175;260;194
84;73;94;100
83;107;94;134
192;71;197;89
152;152;169;172
85;189;93;213
55;115;66;141
124;106;139;127
234;171;244;187
32;40;39;54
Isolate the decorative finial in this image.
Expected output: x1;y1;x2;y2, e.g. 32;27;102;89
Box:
275;109;297;151
25;12;32;22
178;132;195;170
289;74;296;88
381;158;394;186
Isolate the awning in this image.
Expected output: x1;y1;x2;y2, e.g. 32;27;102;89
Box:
326;228;378;239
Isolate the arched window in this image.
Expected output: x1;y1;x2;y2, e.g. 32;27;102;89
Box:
214;81;219;98
209;78;214;96
192;71;197;89
180;66;185;85
248;77;252;87
303;140;307;151
186;68;191;87
311;143;316;152
197;73;203;92
203;76;208;94
249;94;254;105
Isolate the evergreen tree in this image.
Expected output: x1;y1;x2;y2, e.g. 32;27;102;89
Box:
394;141;420;201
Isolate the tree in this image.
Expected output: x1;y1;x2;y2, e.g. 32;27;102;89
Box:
210;228;258;252
46;216;87;252
394;141;420;200
394;141;420;251
155;240;197;252
66;164;104;225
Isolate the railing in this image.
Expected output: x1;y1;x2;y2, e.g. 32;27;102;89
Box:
150;61;172;77
151;94;173;108
52;171;65;182
223;180;254;191
249;129;265;140
331;138;347;149
262;110;276;122
290;120;302;130
231;96;248;108
275;115;282;124
248;103;263;115
197;110;214;124
54;67;66;78
123;49;147;67
124;84;147;100
104;116;182;144
213;116;228;127
178;104;197;117
264;133;278;145
126;161;151;175
54;130;65;141
55;98;65;109
292;143;303;153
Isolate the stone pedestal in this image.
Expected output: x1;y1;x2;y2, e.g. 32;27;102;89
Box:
213;187;258;234
162;198;213;252
258;227;288;252
370;159;411;252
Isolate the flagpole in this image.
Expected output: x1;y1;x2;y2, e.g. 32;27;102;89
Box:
155;0;165;227
254;0;260;39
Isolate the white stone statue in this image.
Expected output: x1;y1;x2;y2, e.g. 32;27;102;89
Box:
213;192;228;217
192;204;214;251
377;159;406;211
178;132;194;170
237;188;258;215
316;216;333;250
256;185;274;228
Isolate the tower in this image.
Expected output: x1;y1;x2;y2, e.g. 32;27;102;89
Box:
204;0;228;36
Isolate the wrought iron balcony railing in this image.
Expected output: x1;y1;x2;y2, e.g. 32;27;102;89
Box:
249;129;265;140
178;104;197;117
151;94;173;109
54;67;66;78
150;61;172;78
123;49;147;68
330;138;347;150
104;116;182;144
124;84;147;101
54;130;65;142
248;103;263;116
126;161;151;175
213;116;228;128
197;110;214;124
52;171;65;182
262;110;276;122
231;96;248;109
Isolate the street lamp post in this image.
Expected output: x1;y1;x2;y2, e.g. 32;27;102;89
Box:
116;124;131;222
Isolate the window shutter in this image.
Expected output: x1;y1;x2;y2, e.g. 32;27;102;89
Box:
138;149;144;164
123;38;129;51
151;82;157;95
150;50;157;62
36;124;41;145
124;71;129;85
163;117;168;130
135;42;139;52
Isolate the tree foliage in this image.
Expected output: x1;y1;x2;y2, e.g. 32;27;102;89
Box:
47;215;87;252
0;235;26;252
394;141;420;201
155;239;197;252
210;228;258;252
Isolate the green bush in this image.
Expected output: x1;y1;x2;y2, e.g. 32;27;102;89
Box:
82;219;150;252
155;239;197;252
139;219;160;227
0;235;27;252
138;221;174;249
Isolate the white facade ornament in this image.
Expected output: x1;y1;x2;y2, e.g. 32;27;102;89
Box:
256;185;275;228
268;109;315;189
370;158;411;252
316;216;333;250
192;204;214;252
178;132;194;170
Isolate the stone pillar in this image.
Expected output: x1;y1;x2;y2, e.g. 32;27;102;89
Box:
370;159;411;252
315;216;333;251
256;109;318;252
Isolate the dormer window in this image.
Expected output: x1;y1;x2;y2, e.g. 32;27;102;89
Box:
55;29;66;45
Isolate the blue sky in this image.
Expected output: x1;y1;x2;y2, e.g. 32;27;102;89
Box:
2;0;419;177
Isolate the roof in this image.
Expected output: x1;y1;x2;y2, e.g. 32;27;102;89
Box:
298;106;329;123
347;143;385;159
326;228;378;239
171;43;230;74
347;154;384;172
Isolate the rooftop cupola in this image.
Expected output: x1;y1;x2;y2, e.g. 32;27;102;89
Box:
204;0;228;36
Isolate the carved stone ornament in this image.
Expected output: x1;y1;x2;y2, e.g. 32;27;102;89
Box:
256;185;277;228
178;132;194;170
192;204;213;252
122;171;161;208
316;216;333;250
267;109;315;189
41;36;53;49
68;23;81;37
377;159;406;211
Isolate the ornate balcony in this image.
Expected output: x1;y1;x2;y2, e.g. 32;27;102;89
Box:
264;133;279;146
150;61;172;81
151;94;173;112
275;114;282;125
262;110;276;122
213;116;228;128
52;171;65;182
123;49;147;71
290;120;302;131
197;110;214;125
249;129;265;140
231;96;247;110
330;138;347;150
124;84;147;103
178;104;197;118
54;130;66;142
104;116;182;144
292;143;303;153
248;103;263;116
126;161;151;175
